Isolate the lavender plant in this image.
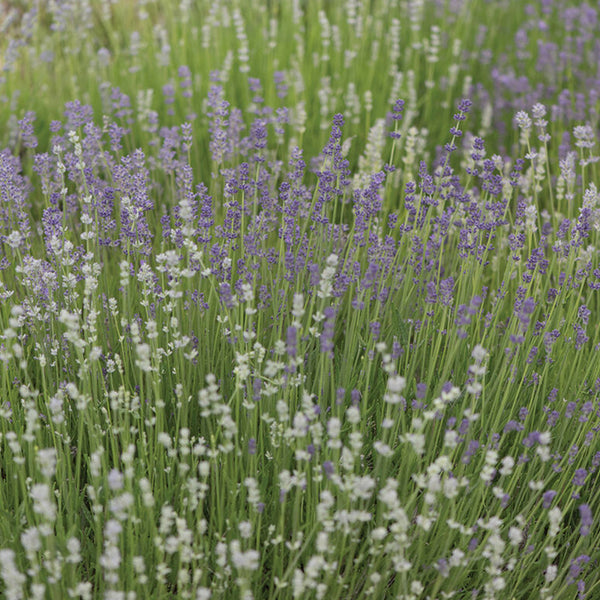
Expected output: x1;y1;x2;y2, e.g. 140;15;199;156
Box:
0;2;599;600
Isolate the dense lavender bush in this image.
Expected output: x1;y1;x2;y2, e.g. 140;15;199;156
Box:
0;1;599;599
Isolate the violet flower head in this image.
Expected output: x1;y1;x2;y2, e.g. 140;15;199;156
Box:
462;440;479;464
178;65;192;98
286;326;297;359
567;555;590;585
565;402;577;419
250;117;268;162
578;305;591;325
323;113;347;175
439;277;454;306
573;324;589;351
320;306;337;358
110;87;133;121
579;504;593;536
391;99;405;120
436;558;449;578
322;461;335;478
516;296;536;329
471;137;485;162
389;99;405;139
219;282;236;309
181;122;193;152
370;320;381;341
163;83;175;107
454;99;472;121
64;99;94;130
522;431;542;447
0;149;32;251
206;85;231;164
113;149;154;256
252;378;262;402
273;71;288;98
18;111;38;149
573;468;587;487
504;420;524;433
542;490;557;509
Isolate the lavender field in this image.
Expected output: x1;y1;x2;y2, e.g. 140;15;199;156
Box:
0;1;599;599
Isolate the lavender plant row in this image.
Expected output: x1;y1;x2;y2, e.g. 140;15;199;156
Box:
2;0;600;175
0;2;599;600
